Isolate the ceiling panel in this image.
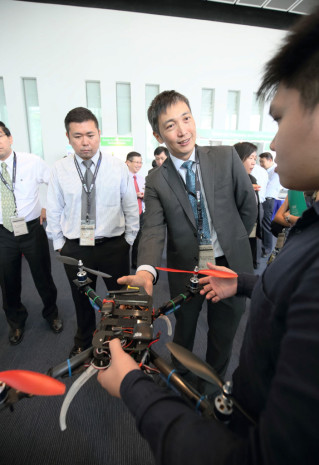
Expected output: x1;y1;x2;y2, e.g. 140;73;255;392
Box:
291;0;319;15
207;0;316;14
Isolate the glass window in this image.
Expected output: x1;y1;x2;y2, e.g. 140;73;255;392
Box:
86;81;102;131
200;88;214;129
0;78;9;126
116;83;131;135
22;78;43;158
145;84;160;160
226;90;240;130
250;92;264;131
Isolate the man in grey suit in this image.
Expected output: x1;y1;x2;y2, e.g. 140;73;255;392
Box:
119;90;256;382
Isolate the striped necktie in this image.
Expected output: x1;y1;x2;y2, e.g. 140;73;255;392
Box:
1;162;15;232
181;160;211;244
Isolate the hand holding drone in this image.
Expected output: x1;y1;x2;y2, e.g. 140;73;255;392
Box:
1;257;255;430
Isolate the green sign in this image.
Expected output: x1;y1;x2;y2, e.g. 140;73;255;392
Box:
100;137;133;147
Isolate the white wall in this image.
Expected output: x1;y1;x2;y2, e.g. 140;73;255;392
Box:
0;0;285;172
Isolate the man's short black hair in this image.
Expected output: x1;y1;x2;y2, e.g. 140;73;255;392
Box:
259;152;273;161
258;6;319;109
154;146;169;157
64;107;99;134
0;121;11;137
126;151;142;162
147;90;191;135
234;142;257;163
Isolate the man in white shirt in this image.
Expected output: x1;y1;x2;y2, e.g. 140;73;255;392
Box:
126;151;145;269
251;162;268;204
0;122;63;345
46;108;139;357
259;152;281;256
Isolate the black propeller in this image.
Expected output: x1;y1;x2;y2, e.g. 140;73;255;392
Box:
166;342;256;426
166;342;223;389
57;256;112;279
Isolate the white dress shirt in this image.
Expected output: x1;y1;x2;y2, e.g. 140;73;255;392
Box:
0;151;49;224
251;164;268;203
170;150;224;258
46;151;139;250
265;163;281;199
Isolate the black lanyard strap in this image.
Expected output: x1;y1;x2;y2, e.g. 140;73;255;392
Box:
74;152;102;221
182;153;205;237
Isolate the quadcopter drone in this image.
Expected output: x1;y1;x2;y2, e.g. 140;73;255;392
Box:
0;258;256;429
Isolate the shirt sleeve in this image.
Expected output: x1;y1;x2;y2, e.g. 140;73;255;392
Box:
120;164;139;245
46;165;66;250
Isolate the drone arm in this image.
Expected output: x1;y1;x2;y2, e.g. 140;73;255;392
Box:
47;347;94;379
155;290;193;318
149;349;214;418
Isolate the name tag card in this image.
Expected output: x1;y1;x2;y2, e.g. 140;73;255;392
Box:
198;244;215;269
80;221;95;246
11;216;29;236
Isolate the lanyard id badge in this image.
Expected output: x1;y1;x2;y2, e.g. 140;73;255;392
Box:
198;244;215;269
80;220;95;246
11;216;29;236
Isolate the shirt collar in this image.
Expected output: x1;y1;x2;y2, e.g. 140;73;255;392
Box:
1;151;14;170
170;148;196;171
74;150;100;166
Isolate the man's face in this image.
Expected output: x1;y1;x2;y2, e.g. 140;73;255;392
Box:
270;84;319;190
155;151;167;167
67;120;100;160
126;156;142;174
153;100;196;161
0;128;13;161
259;157;273;170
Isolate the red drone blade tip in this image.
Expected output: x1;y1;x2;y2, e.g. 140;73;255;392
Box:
0;370;66;396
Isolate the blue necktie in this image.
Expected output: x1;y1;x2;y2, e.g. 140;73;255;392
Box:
181;160;211;245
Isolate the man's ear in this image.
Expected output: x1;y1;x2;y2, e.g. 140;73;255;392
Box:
66;131;70;141
153;131;163;144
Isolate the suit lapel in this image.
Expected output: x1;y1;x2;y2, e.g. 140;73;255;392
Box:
162;157;197;229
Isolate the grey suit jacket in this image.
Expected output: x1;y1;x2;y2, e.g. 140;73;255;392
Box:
138;145;257;291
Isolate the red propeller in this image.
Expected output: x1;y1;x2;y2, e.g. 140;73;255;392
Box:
156;266;237;279
0;370;66;396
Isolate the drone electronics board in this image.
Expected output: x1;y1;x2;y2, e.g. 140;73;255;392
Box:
91;287;154;367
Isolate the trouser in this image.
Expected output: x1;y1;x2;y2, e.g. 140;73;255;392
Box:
171;255;246;380
262;198;275;253
0;219;58;330
61;234;130;347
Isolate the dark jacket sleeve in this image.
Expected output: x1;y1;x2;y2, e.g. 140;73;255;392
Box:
237;273;259;298
120;260;319;465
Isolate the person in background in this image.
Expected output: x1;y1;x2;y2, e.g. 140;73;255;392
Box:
0;121;63;345
126;151;145;269
259;151;281;257
148;146;169;174
98;7;319;465
251;161;268;204
154;146;169;167
234;142;261;269
46;107;139;357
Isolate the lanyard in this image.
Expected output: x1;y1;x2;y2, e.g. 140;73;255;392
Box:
182;153;205;239
74;152;102;221
0;152;18;215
